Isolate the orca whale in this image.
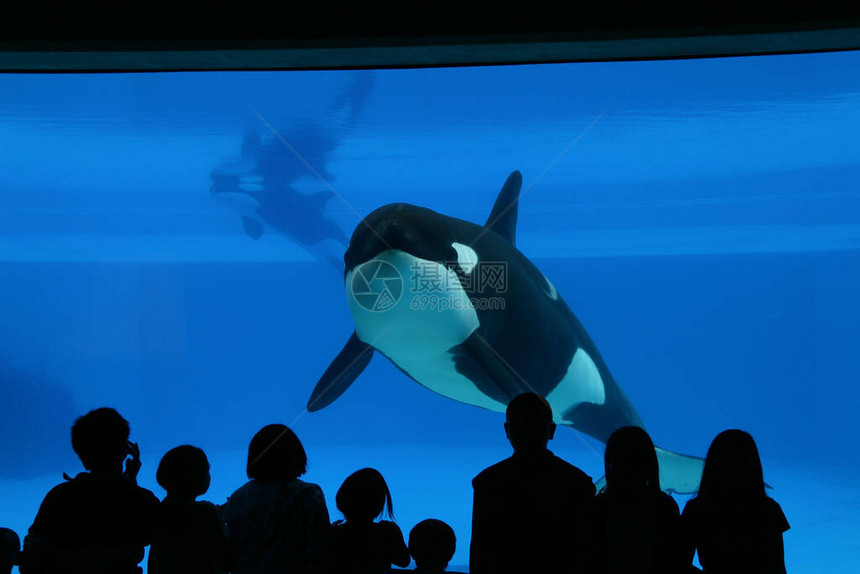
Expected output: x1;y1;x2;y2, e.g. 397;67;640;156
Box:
308;170;703;493
210;161;349;270
209;74;373;271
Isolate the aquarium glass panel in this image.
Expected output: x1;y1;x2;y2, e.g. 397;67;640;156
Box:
1;51;859;572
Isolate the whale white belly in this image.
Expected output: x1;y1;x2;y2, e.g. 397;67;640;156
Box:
346;249;507;412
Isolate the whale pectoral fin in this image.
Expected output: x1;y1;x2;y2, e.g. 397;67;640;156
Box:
484;170;523;245
306;332;374;412
449;332;521;406
241;216;264;240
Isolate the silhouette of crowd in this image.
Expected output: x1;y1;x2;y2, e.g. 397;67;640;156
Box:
2;396;789;573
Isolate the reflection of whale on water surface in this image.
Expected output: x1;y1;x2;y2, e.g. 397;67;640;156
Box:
309;170;704;494
210;160;349;270
209;74;374;271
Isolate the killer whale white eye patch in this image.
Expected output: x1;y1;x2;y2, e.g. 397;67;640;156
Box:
452;242;478;274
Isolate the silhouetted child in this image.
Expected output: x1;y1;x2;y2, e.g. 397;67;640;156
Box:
681;429;789;573
584;426;686;574
0;528;19;574
220;424;331;574
470;393;595;574
148;445;230;574
331;468;411;572
408;519;463;573
19;407;159;574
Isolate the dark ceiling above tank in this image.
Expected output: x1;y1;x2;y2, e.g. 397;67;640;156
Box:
1;2;859;71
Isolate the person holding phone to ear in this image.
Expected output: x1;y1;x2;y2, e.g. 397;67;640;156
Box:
19;408;159;574
123;441;142;484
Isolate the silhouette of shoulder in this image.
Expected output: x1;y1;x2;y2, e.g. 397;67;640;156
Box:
473;449;594;495
154;498;222;535
586;488;683;572
591;488;679;514
150;499;228;574
588;491;681;544
221;478;330;574
33;473;159;543
222;477;324;516
331;519;410;569
44;471;158;500
682;494;789;572
682;494;788;533
471;449;595;574
21;473;159;574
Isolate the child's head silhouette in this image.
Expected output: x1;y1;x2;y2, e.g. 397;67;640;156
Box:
71;408;130;472
604;425;660;493
156;445;211;499
409;519;456;572
247;424;307;482
699;429;765;500
336;467;394;522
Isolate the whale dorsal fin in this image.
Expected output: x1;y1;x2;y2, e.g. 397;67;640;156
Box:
484;170;523;245
306;332;374;412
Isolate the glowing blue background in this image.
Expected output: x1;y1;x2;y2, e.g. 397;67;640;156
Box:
1;51;859;571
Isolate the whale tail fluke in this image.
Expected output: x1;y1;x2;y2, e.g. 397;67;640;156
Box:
655;446;704;495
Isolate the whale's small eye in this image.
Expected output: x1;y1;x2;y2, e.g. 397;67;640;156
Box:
452;242;478;274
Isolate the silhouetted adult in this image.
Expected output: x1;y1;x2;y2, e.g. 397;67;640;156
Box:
681;429;789;574
220;424;331;574
584;426;686;574
330;467;411;572
0;528;19;574
469;392;596;574
149;445;230;574
19;407;159;574
408;519;462;573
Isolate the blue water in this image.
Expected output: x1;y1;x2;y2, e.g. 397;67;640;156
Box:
1;51;859;572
